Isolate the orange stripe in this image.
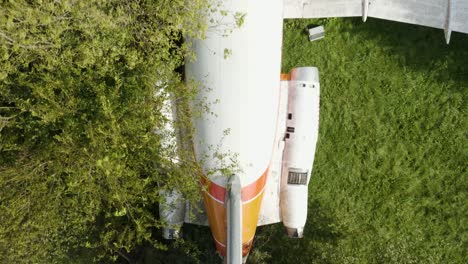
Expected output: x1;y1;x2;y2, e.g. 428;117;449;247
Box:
280;73;291;80
214;239;226;257
241;168;268;202
203;177;267;257
200;166;269;203
203;192;227;247
242;239;254;257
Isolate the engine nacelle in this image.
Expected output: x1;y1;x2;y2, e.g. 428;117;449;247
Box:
160;189;185;239
280;67;320;238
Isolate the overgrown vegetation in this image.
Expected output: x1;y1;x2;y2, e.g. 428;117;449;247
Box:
0;1;209;263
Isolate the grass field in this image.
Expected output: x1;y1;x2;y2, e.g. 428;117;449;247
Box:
245;18;467;264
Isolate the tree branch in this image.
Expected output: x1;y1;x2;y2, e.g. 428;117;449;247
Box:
0;31;15;44
0;31;54;49
116;249;134;264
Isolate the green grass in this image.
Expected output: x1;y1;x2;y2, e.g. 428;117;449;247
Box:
248;18;467;264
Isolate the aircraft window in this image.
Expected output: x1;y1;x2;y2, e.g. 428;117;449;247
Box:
287;127;295;133
288;113;292;120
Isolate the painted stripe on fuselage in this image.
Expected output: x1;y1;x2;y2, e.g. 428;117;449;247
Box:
200;176;226;204
200;167;269;203
241;169;268;202
202;74;285;257
280;73;291;81
201;167;269;257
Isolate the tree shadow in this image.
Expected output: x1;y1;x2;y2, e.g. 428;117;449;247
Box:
141;200;342;264
249;200;343;264
345;17;468;87
134;224;220;264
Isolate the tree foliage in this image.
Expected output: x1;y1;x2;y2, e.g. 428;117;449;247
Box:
0;0;208;263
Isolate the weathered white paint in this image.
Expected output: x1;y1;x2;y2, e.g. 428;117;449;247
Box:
284;0;468;43
185;0;284;188
280;67;320;237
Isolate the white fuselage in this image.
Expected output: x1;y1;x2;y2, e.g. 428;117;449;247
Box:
186;0;283;187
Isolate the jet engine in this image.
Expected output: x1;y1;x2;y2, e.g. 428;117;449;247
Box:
279;67;320;238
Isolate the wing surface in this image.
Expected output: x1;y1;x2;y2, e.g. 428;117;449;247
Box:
284;0;468;42
284;0;361;18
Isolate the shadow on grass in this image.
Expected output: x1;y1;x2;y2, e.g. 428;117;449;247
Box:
249;200;342;264
135;224;220;264
345;17;468;86
138;201;342;264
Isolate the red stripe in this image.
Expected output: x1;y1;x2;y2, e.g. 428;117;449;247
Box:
200;176;226;202
200;166;269;203
242;239;254;257
214;239;226;257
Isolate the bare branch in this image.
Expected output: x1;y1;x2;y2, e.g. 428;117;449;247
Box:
0;31;15;44
0;31;54;49
0;107;18;110
116;250;134;264
0;115;17;121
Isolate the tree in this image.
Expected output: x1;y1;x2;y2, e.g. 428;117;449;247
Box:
0;0;209;263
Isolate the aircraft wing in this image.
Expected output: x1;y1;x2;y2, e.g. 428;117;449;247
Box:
283;0;468;43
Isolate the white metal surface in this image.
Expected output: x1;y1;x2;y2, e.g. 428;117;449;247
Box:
308;25;325;41
185;0;283;188
451;0;468;33
284;0;361;18
257;80;289;226
280;67;320;236
184;199;209;226
157;89;186;239
445;0;453;44
362;0;369;22
284;0;468;42
160;190;186;239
